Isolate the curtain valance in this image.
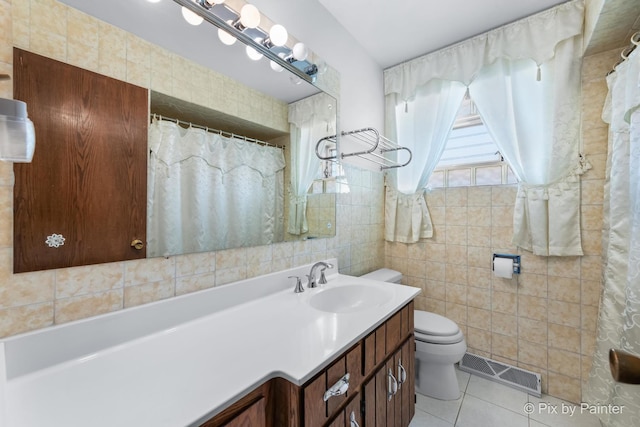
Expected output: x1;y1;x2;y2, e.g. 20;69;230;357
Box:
384;0;584;101
150;120;285;177
288;92;336;128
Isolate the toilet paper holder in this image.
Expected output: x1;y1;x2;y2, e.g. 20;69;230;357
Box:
493;253;521;275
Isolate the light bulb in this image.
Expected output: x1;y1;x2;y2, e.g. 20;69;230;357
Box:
292;42;308;61
146;0;162;3
218;20;237;45
289;75;302;85
240;4;260;29
269;24;288;47
181;6;203;26
246;42;263;61
270;53;286;72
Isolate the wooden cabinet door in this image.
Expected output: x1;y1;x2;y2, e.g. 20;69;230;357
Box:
13;48;148;272
222;397;266;427
398;338;415;427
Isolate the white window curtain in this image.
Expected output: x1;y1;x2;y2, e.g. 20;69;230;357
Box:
585;47;640;426
147;118;285;257
287;93;336;235
383;0;585;251
384;79;467;243
468;31;586;256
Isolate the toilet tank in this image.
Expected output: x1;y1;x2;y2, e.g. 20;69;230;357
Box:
360;268;402;284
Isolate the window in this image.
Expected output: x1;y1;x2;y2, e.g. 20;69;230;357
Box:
428;96;517;188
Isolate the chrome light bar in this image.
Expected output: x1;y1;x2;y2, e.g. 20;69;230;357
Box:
172;0;317;84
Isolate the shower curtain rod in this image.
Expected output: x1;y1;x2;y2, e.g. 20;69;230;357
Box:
150;114;285;150
607;31;639;76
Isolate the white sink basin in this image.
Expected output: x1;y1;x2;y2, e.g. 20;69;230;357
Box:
309;284;393;313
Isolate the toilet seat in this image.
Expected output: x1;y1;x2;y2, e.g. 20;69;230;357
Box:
415;329;464;344
414;311;463;344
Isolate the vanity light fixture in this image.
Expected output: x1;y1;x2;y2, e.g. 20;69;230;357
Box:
218;21;237;46
181;6;204;25
171;0;318;83
0;76;36;163
246;41;263;61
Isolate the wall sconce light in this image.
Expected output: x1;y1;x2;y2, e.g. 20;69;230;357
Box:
0;76;36;163
172;0;318;83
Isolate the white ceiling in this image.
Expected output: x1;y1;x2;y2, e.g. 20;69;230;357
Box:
318;0;570;69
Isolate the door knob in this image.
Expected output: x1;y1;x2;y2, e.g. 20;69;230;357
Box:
130;239;144;250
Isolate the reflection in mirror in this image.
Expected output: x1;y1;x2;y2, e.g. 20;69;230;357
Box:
147;90;337;258
52;0;337;257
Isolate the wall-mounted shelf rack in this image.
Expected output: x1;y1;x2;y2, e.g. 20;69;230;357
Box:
315;127;412;170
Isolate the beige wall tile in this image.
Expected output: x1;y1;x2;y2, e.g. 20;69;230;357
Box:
491;186;517;206
492;312;517;336
518;273;548;298
0;252;55;310
468;307;491;330
547;372;581;404
548;276;580;303
446;283;467;305
468;287;491;310
519;340;547;369
445;263;468;285
548;348;581;379
548;300;581;328
56;263;124;298
549;323;581;353
0;185;12;247
215;266;247;286
124;279;175;308
176;252;216;277
468;226;491;247
518;317;547;345
446;187;468;206
518;295;548;322
55;289;123;324
467;187;492;206
445;206;467;225
425;280;446;301
467;327;492;353
124;257;175;287
547;256;581;279
0;302;54;337
493;291;517;315
492;333;518;360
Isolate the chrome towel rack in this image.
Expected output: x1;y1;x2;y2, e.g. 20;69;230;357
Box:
315;127;412;170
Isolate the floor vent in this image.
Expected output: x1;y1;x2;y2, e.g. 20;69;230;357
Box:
458;352;542;397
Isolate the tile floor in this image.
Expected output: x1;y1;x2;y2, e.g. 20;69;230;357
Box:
409;368;603;427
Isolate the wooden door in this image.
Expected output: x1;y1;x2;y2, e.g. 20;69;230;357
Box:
13;48;148;272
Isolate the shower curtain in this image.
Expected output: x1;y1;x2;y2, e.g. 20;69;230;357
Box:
585;47;640;426
147;118;285;257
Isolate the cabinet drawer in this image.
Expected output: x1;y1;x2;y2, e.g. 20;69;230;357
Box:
304;342;362;427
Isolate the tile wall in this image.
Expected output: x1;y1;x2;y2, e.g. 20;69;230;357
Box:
386;47;622;404
0;0;384;338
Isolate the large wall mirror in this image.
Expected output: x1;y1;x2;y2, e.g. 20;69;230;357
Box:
13;0;339;272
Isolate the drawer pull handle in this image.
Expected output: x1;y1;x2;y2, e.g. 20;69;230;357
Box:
350;411;360;427
387;369;398;401
323;373;350;402
397;359;407;388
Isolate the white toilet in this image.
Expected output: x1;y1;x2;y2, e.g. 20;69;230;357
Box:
361;268;467;400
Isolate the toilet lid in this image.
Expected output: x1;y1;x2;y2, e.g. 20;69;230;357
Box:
415;329;464;345
414;310;460;336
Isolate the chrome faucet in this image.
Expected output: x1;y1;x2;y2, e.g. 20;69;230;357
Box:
306;261;333;288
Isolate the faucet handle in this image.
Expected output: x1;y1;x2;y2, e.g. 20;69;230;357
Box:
289;275;304;293
319;268;328;284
